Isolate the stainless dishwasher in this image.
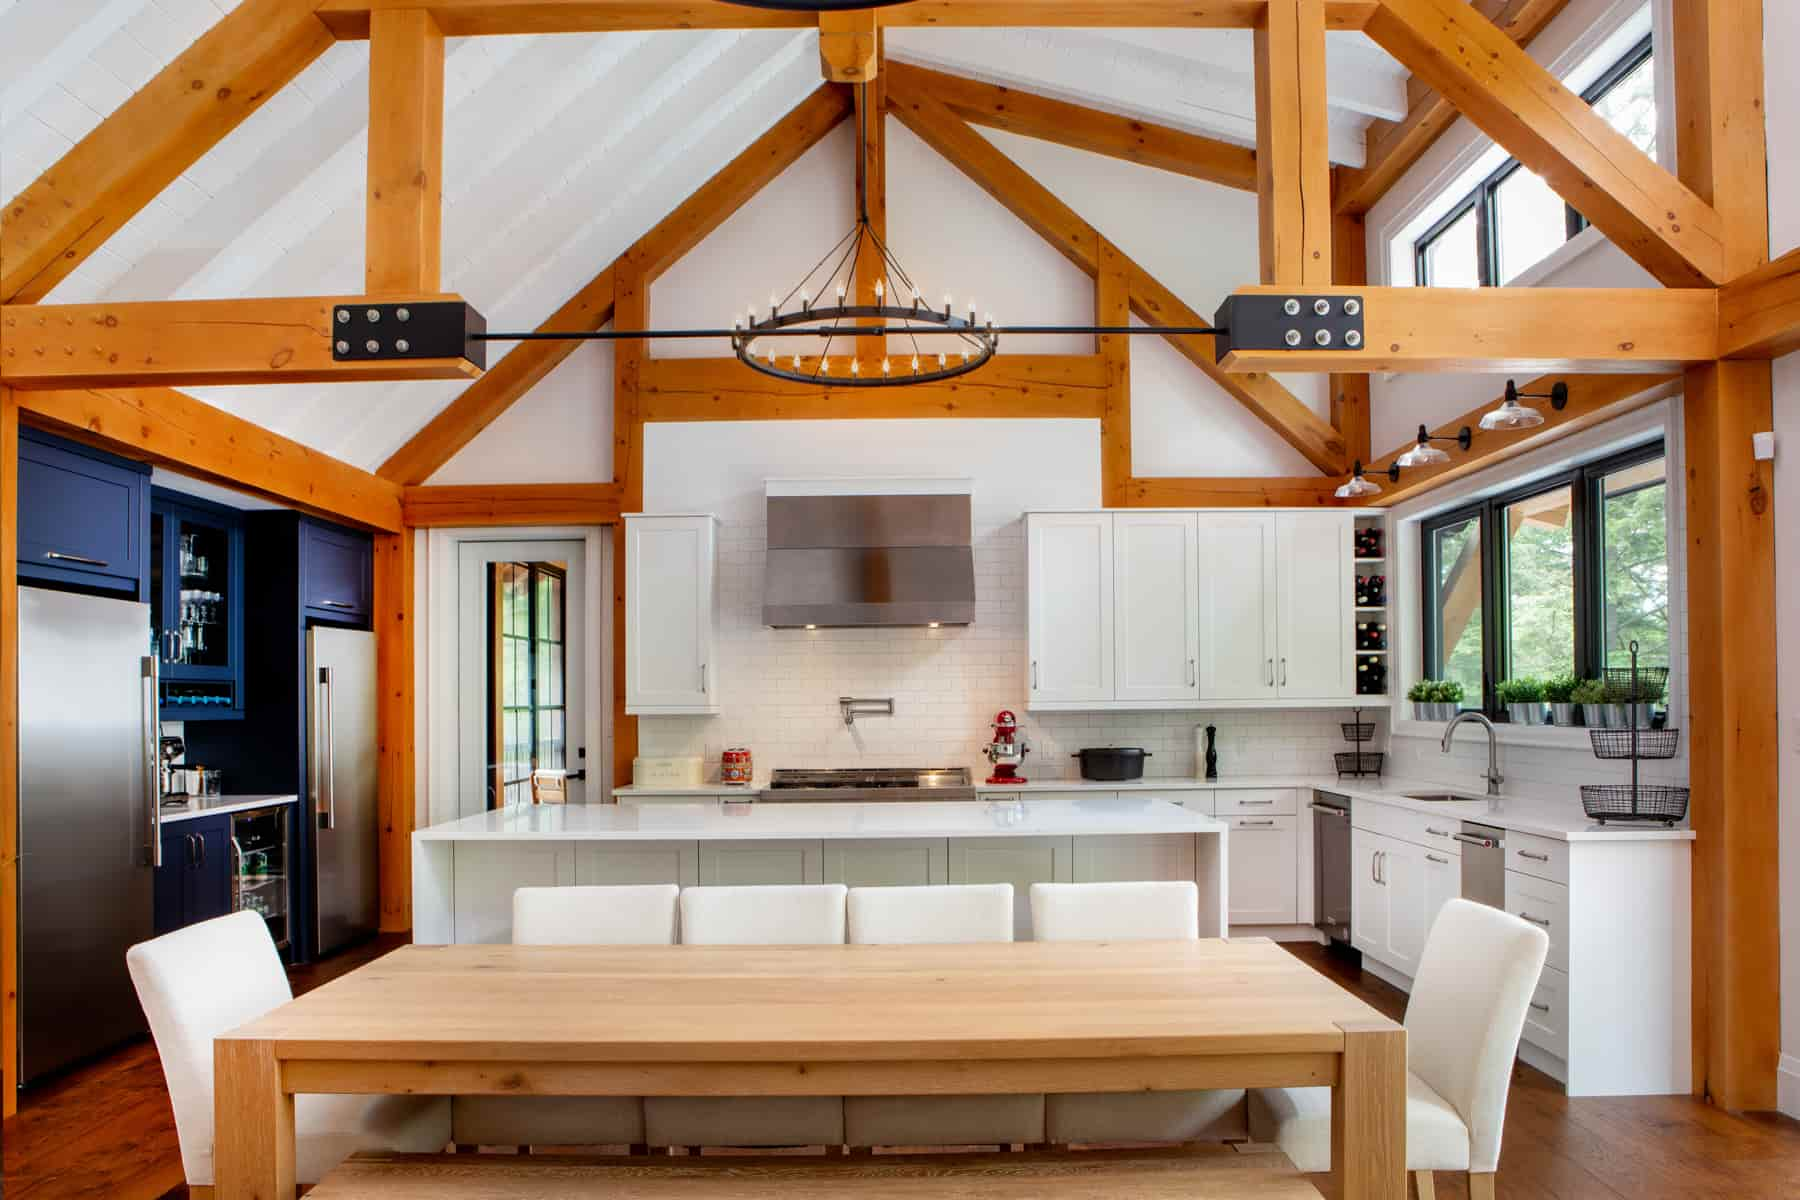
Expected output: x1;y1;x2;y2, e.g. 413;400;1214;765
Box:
1311;791;1353;945
1457;821;1506;909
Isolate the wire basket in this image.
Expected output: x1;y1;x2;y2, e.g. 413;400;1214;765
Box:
1340;720;1376;743
1334;751;1385;778
1580;783;1689;825
1602;665;1668;703
1587;727;1681;760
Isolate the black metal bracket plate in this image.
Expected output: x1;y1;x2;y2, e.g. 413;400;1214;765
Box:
329;301;487;369
1212;294;1365;361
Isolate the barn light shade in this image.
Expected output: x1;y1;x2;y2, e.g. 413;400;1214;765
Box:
1335;460;1397;500
1481;379;1570;431
1396;423;1474;468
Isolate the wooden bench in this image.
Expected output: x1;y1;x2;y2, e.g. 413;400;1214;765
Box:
309;1147;1322;1198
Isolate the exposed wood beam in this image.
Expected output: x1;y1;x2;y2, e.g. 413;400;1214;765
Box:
1718;248;1800;360
612;258;646;792
1329;208;1371;465
0;0;333;304
820;9;878;82
365;9;446;293
854;61;887;360
640;356;1108;421
882;62;1257;191
0;297;482;389
1357;373;1675;507
1097;238;1131;507
1128;476;1347;507
1334;0;1570;216
402;483;624;526
373;530;414;932
316;0;1381;39
1;389;17;1120
1673;0;1768;281
1254;0;1331;284
885;77;1344;474
1218;286;1718;374
1363;0;1724;286
14;387;404;532
378;85;849;485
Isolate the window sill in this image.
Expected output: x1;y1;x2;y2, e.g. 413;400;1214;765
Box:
1391;718;1610;752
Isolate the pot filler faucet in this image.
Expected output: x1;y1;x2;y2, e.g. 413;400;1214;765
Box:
1441;711;1504;797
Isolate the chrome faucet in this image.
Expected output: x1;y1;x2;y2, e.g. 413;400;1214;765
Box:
1441;711;1504;797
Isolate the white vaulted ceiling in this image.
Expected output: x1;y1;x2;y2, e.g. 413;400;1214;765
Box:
0;0;1408;472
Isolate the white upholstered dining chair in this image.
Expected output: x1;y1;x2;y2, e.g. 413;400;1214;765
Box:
1028;881;1246;1145
452;885;681;1151
842;884;1043;1149
645;885;849;1150
126;911;449;1193
1248;898;1550;1200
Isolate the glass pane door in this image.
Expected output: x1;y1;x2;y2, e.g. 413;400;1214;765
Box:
172;515;232;670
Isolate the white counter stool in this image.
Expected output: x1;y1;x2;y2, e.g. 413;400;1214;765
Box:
843;885;1044;1150
1029;881;1246;1146
1249;899;1549;1200
645;885;848;1152
126;911;450;1194
453;885;681;1153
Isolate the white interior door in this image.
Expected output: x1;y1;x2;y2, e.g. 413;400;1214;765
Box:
1197;514;1278;700
1113;512;1200;703
1276;512;1353;699
457;538;588;814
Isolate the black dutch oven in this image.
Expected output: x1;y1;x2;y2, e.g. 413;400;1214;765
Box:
1071;747;1153;781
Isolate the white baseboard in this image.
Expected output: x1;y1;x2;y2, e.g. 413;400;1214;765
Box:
1779;1054;1800;1119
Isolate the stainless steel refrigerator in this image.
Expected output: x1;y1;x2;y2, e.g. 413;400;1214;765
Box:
306;626;378;957
17;587;157;1084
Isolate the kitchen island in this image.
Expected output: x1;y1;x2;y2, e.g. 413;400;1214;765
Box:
413;797;1228;944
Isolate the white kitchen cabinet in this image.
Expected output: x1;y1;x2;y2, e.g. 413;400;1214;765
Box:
624;515;719;715
1026;513;1115;706
1072;833;1197;884
697;839;824;885
1505;869;1569;975
1379;837;1429;977
1197;514;1279;701
1112;511;1200;703
1420;844;1460;953
1226;814;1297;925
576;841;699;887
822;839;948;887
947;835;1075;939
1275;512;1353;699
1350;828;1387;958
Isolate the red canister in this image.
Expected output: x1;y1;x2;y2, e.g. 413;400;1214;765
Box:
721;747;753;786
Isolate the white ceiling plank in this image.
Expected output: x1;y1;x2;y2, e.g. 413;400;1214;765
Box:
1088;28;1407;121
0;0;153;139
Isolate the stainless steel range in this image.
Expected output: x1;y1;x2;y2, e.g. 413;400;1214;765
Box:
760;767;976;803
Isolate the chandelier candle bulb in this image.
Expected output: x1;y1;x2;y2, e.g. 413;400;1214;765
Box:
944;294;953;317
882;357;891;376
801;292;811;311
874;280;884;301
850;359;861;376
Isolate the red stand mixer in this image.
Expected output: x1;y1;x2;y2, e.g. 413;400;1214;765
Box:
983;709;1030;785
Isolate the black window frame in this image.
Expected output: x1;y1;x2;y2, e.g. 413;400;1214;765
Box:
1420;438;1667;716
1415;34;1654;287
487;560;568;809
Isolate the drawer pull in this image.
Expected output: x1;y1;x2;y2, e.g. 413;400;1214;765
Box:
1425;853;1449;864
1237;819;1277;827
1518;912;1552;927
1237;799;1276;806
1517;850;1550;862
1529;1000;1551;1013
45;550;109;567
1425;827;1451;837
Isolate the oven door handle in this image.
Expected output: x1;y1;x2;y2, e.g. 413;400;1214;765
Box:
1309;802;1349;818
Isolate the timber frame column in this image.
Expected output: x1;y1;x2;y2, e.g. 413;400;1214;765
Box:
373;531;414;932
854;47;887;362
1330;208;1371;464
1254;0;1332;284
1097;237;1131;506
1673;0;1779;1111
612;258;648;790
2;388;17;1119
365;8;445;293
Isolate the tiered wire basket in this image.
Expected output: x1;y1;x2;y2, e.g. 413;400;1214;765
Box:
1334;709;1384;778
1578;643;1688;826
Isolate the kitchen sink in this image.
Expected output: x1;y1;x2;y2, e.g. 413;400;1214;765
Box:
1403;792;1487;804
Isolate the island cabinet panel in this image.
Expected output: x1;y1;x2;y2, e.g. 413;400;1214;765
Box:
821;839;948;887
576;842;699;888
697;839;824;886
454;843;574;943
1071;834;1197;884
947;836;1076;940
1226;815;1298;925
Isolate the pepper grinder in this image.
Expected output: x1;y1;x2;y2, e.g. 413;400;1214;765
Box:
1204;724;1219;781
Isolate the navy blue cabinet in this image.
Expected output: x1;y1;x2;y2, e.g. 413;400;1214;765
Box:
17;429;151;598
152;490;246;720
301;520;373;624
154;815;234;935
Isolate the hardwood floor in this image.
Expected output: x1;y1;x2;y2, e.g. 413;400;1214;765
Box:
2;936;1796;1199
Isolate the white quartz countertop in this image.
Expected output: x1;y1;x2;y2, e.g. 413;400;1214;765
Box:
159;794;298;823
613;785;760;797
417;797;1228;842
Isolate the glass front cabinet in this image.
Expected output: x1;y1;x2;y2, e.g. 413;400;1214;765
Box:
151;489;246;719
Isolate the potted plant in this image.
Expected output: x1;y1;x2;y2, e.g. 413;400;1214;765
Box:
1496;676;1547;725
1544;671;1580;726
1570;678;1611;727
1625;674;1666;729
1407;680;1464;722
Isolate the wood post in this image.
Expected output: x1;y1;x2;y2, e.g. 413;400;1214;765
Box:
854;61;888;361
819;9;879;82
1097;237;1131;507
611;260;647;791
366;9;447;294
1329;208;1371;465
1330;1020;1407;1199
1;387;17;1120
1254;0;1332;285
213;1038;295;1199
374;530;415;932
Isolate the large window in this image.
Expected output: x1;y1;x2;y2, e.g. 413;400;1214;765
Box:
1415;37;1655;287
489;561;567;807
1421;442;1668;714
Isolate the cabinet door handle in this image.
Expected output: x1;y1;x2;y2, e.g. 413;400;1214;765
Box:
45;550;109;567
315;599;355;610
186;833;198;869
1186;657;1196;687
700;663;707;693
1280;657;1287;686
1518;911;1551;928
1032;660;1039;690
1529;1001;1551;1013
1517;850;1550;862
195;832;205;869
1267;658;1274;686
1377;850;1386;885
1426;853;1449;864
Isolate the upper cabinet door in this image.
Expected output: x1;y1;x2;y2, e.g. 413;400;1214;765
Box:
625;516;719;715
301;521;374;625
1197;514;1278;701
1026;513;1115;706
1276;512;1352;699
1113;512;1200;703
18;431;150;596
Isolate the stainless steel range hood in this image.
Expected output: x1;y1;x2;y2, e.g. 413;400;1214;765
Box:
764;479;975;628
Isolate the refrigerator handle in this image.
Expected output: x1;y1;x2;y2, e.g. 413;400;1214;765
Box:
317;666;336;830
142;656;161;869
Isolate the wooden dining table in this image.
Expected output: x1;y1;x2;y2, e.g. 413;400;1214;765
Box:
214;938;1405;1199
